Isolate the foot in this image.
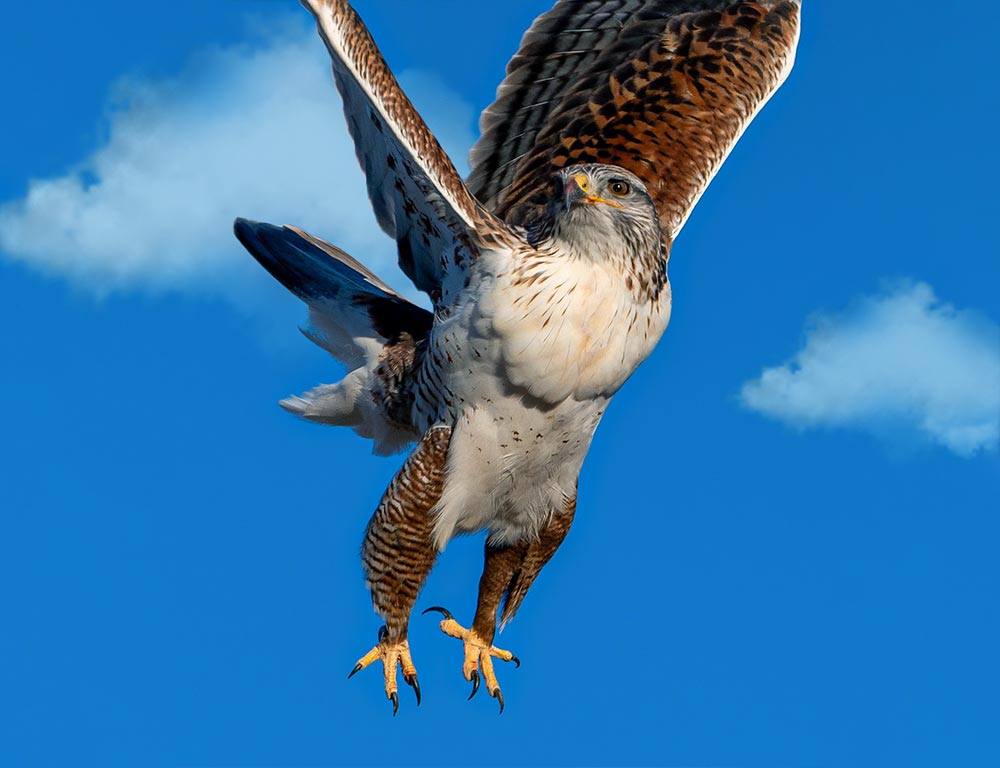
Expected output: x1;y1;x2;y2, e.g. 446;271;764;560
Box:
422;606;520;713
347;626;421;715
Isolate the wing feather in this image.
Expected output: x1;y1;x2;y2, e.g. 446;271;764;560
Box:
467;0;801;240
301;0;508;300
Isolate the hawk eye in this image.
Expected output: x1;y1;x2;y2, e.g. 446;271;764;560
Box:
608;180;631;197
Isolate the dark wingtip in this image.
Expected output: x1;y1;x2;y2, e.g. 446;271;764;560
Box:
232;217;399;308
232;216;259;241
232;216;271;255
231;218;316;301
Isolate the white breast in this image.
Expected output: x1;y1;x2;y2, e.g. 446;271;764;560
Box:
422;245;671;548
478;250;671;404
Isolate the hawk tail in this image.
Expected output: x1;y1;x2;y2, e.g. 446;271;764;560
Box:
234;218;430;454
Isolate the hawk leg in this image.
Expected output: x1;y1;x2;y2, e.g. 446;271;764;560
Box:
425;493;576;712
349;426;450;715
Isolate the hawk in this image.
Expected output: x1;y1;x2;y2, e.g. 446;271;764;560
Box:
235;0;801;713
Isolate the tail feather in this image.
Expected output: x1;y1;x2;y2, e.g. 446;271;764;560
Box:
234;218;429;454
279;373;364;427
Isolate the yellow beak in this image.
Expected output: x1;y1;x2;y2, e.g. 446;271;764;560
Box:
567;172;624;209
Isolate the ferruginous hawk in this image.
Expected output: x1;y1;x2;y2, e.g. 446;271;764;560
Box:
234;0;801;714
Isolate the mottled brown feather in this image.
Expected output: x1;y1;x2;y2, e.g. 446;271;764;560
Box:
499;495;577;627
471;545;527;645
467;0;801;240
446;495;577;646
301;0;516;301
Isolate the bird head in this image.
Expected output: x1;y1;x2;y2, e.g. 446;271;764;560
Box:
538;164;663;263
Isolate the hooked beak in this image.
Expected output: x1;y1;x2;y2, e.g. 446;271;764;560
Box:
564;173;624;210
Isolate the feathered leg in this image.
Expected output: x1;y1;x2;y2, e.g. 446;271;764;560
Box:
349;426;450;715
499;493;576;627
426;493;576;712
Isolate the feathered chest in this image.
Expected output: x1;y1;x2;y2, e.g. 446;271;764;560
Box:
470;248;671;404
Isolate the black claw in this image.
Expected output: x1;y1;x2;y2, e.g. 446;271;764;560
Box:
493;687;505;715
468;669;480;700
510;654;521;669
378;625;389;643
390;691;399;716
421;605;454;620
347;662;363;680
405;673;422;706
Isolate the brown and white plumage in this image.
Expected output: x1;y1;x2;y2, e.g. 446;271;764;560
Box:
469;0;801;239
234;0;801;713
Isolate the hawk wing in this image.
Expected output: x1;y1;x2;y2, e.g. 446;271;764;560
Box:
466;0;801;240
301;0;511;301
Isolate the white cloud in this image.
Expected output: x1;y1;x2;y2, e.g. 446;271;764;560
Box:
0;18;475;303
740;282;1000;457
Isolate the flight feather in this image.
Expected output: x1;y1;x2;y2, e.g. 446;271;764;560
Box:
466;0;801;239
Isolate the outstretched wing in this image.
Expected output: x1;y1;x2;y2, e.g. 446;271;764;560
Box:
301;0;510;301
466;0;801;240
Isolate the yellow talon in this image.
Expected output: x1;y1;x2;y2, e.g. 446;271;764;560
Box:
347;626;421;714
422;606;519;713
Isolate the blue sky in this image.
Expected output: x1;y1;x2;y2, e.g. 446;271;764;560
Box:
2;1;998;765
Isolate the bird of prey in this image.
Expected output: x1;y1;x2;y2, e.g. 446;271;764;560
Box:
235;0;801;714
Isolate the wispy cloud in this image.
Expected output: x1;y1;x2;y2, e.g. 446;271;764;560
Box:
0;18;474;302
740;282;1000;457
